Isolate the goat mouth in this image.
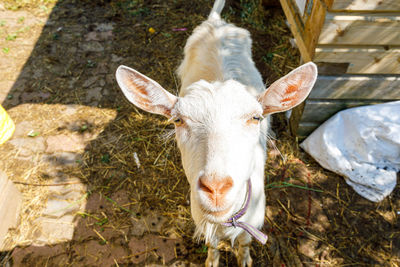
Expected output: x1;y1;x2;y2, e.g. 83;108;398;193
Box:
200;205;233;221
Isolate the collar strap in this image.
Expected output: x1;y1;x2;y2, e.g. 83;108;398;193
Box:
221;179;268;245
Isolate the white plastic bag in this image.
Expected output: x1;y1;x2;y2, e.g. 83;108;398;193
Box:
301;101;400;202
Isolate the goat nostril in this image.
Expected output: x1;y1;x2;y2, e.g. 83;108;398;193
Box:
219;177;233;195
199;177;214;194
198;176;233;196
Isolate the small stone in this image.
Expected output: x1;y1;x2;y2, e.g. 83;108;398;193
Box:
298;237;318;259
130;219;146;236
46;134;86;153
0;171;22;250
43;199;80;218
48;190;83;201
95;23;114;32
47;177;86;195
33;69;43;79
80;42;104;52
11;121;33;138
106;74;114;84
82;76;97;88
9;137;45;158
111;190;130;205
20;91;50;102
85;87;102;103
111;54;123;63
93;62;108;75
99;30;113;40
32;216;75;245
85;31;99;41
63;104;79;115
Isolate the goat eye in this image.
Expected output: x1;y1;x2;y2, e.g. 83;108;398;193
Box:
173;118;184;126
247;115;262;125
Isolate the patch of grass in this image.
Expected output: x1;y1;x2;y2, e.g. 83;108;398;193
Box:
27;130;40;137
238;0;268;30
95;217;109;226
80;124;88;132
17;16;25;23
263;52;274;65
0;21;6;27
2;47;9;54
195;245;208;254
17;26;30;34
39;5;49;12
86;60;97;68
130;7;150;17
101;153;110;163
4;27;30;42
5;33;17;41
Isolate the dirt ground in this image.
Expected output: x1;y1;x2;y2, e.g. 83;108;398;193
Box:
0;0;399;266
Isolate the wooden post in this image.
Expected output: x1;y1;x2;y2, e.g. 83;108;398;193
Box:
279;0;329;137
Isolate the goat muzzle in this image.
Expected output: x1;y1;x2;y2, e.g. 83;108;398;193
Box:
198;175;233;208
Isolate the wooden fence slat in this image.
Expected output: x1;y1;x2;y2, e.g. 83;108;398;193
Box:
318;13;400;45
330;0;400;12
309;74;400;99
314;47;400;74
297;121;320;138
300;99;392;123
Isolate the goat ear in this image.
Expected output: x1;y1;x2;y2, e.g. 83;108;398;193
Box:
258;62;317;115
116;65;177;118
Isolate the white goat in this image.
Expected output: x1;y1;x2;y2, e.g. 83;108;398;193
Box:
116;0;317;266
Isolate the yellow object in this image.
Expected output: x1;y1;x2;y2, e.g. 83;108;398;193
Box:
148;27;155;34
0;105;15;145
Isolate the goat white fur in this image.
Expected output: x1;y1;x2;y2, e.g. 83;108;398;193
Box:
115;1;317;266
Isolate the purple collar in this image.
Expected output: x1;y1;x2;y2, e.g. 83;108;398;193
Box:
221;179;268;244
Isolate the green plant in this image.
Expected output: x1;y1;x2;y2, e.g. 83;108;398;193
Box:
6;33;17;41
